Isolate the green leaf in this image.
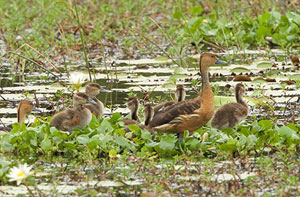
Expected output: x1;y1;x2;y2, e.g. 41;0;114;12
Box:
77;135;90;145
173;11;183;19
141;130;151;140
159;135;176;150
87;136;101;150
230;67;250;73
189;6;203;15
41;138;51;150
115;129;125;136
289;74;300;80
256;61;272;68
109;149;118;158
258;120;273;130
278;126;299;139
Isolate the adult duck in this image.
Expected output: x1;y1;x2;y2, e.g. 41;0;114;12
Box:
149;53;226;134
50;92;96;131
211;83;248;129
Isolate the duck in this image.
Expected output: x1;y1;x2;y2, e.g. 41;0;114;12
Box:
153;84;186;114
122;96;140;125
149;52;226;134
84;83;104;118
50;92;96;131
211;83;248;129
0;100;38;132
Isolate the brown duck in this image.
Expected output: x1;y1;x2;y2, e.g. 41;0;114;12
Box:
149;53;226;134
211;83;248;129
50;92;96;131
122;96;140;125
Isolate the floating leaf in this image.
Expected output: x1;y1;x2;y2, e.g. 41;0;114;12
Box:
256;61;272;68
253;77;266;83
289;74;300;81
230;67;250;73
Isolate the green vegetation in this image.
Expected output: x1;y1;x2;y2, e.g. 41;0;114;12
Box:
0;0;300;195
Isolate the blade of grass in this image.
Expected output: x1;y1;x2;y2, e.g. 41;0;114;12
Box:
72;0;93;82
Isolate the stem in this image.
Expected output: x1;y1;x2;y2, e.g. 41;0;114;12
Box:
72;0;92;82
23;180;35;197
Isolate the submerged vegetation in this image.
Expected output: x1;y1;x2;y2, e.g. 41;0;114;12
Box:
0;0;300;196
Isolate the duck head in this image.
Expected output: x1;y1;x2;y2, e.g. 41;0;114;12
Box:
73;92;96;107
175;85;186;102
85;83;101;98
199;53;227;72
235;83;246;97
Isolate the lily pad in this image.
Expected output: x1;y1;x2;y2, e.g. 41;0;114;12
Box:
252;78;267;83
289;74;300;81
230;67;250;73
255;61;272;68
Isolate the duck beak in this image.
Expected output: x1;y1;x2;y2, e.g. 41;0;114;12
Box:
101;87;112;93
215;59;227;65
87;98;97;105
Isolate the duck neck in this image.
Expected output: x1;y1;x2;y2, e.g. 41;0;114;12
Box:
200;66;210;92
131;107;138;120
17;107;26;123
236;93;247;107
177;90;185;102
145;113;151;126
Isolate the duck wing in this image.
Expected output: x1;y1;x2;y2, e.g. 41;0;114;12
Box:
150;99;201;128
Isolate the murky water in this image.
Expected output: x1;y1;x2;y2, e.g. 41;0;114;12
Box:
1;47;300;126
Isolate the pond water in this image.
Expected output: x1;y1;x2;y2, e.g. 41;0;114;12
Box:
0;47;299;127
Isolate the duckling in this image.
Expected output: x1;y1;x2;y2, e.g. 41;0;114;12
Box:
17;100;35;123
154;84;186;114
149;53;226;134
50;92;96;131
211;83;248;129
122;96;140;125
84;83;104;117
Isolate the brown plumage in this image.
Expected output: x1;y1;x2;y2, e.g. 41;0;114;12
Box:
122;96;140;125
153;84;186;114
50;92;95;131
149;52;226;134
211;83;248;129
84;83;104;118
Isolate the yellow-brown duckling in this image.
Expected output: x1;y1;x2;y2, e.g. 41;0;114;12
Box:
17;100;35;123
50;92;96;131
149;53;226;134
84;83;104;118
154;84;186;114
211;83;248;129
122;96;140;125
